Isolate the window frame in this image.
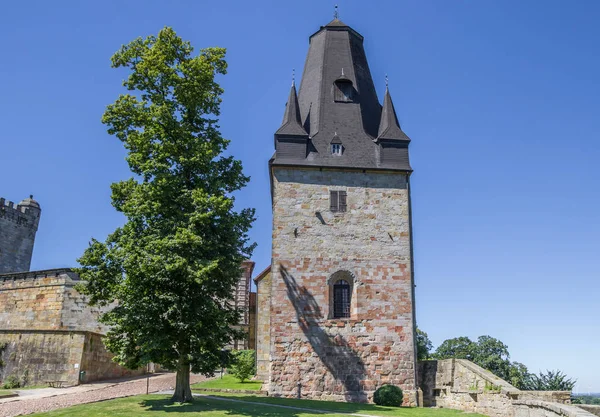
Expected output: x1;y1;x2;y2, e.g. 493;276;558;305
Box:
332;279;351;319
330;190;347;213
331;143;342;156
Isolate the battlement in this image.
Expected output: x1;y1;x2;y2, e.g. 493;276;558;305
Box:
0;195;42;274
0;196;41;230
0;268;77;283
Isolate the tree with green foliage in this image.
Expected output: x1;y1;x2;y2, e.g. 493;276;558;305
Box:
470;335;510;381
507;361;530;390
76;27;255;403
416;328;433;361
433;336;475;361
228;350;255;383
526;370;576;391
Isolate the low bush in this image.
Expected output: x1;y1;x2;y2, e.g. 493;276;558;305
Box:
2;375;21;390
373;384;403;407
228;350;255;383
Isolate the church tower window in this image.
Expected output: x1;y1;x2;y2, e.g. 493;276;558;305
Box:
333;279;351;318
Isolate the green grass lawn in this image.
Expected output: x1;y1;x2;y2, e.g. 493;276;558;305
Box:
27;393;487;417
191;374;263;391
0;389;16;398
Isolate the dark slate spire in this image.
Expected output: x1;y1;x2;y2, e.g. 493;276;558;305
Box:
271;18;412;171
377;87;410;142
275;81;308;136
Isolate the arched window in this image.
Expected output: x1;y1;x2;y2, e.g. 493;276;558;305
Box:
333;279;351;318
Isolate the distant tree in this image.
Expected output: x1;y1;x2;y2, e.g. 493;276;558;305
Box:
433;336;475;361
526;370;576;391
507;361;530;390
471;336;510;381
434;335;530;388
416;328;433;361
431;335;577;392
77;27;255;403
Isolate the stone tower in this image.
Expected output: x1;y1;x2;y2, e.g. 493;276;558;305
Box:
264;17;418;404
0;195;41;273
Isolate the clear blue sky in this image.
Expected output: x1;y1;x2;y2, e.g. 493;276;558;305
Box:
1;0;598;392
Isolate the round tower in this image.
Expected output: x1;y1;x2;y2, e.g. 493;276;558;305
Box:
0;195;42;273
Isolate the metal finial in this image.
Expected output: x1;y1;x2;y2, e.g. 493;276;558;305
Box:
385;74;389;87
292;68;295;86
334;4;339;19
341;68;344;76
30;194;33;199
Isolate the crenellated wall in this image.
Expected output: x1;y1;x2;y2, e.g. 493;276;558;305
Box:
0;196;41;274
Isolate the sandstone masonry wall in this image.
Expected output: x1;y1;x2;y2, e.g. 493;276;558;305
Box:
80;332;144;383
269;167;417;404
255;269;272;381
0;269;141;386
419;359;587;417
578;405;600;417
0;330;85;386
0;269;108;333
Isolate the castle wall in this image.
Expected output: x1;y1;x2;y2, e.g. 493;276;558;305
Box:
0;198;41;274
418;359;583;417
80;332;145;383
269;167;417;404
0;269;108;333
0;269;141;386
0;330;86;386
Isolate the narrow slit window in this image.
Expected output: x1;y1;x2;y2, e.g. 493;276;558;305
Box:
330;190;347;212
333;279;351;318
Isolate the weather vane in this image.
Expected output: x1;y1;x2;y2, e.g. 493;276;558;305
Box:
334;4;339;19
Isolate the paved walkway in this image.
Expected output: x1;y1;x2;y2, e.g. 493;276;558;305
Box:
0;373;207;417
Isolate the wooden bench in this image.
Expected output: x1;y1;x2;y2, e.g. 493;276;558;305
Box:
45;381;67;388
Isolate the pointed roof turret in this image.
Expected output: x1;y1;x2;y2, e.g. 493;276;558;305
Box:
275;81;308;136
271;17;412;172
377;87;410;142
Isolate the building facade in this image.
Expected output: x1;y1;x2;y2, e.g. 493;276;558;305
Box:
0;196;41;274
260;17;418;404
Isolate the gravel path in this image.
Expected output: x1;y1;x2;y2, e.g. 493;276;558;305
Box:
0;373;208;417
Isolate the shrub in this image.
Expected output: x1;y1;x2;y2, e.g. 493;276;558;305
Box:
373;384;403;407
228;350;255;383
2;375;21;389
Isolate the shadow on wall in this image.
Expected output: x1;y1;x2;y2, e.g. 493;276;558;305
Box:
280;265;367;402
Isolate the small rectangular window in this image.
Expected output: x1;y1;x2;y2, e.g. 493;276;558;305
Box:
331;143;342;155
330;190;347;213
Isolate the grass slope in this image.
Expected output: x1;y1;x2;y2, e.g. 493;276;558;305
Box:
28;394;487;417
192;374;263;391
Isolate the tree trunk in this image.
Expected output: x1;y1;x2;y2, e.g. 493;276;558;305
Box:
172;357;193;403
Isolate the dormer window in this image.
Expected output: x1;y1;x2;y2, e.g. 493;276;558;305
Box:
334;70;354;103
334;80;353;102
331;143;342;156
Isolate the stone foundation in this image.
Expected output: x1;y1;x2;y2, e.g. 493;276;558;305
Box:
0;330;143;386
